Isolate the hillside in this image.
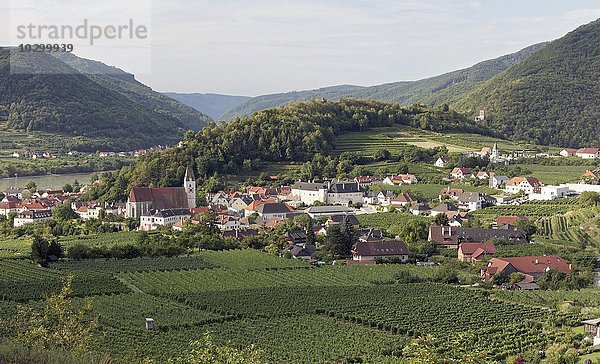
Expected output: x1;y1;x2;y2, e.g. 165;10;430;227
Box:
0;48;211;151
454;19;600;147
220;44;546;121
164;92;251;120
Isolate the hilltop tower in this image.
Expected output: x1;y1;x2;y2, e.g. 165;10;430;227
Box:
184;166;196;208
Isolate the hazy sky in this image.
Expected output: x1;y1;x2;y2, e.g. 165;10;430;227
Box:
3;1;600;96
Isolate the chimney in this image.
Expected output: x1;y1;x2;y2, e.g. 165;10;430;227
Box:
534;259;539;264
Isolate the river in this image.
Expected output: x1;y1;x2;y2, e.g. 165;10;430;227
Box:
0;171;103;191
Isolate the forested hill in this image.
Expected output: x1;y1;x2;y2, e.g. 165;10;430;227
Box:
0;48;211;151
125;99;494;188
219;44;546;121
454;18;600;147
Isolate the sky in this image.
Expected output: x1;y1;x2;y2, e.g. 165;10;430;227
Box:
2;0;600;96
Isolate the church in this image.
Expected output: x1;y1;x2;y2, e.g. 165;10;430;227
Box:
126;166;196;219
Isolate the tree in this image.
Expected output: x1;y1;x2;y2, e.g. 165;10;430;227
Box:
167;332;264;364
48;239;64;259
11;276;97;354
25;180;37;193
538;269;567;290
399;219;429;246
579;191;600;207
52;204;79;222
62;184;73;193
323;226;346;258
374;148;391;161
508;272;524;285
339;215;357;255
433;213;449;226
30;235;50;265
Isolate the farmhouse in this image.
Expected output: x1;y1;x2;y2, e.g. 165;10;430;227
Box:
382;174;418;185
576;147;600;159
559;148;577;157
481;256;571;282
126;167;196;219
428;225;528;248
505;177;543;194
352;241;409;262
450;167;473;179
458;242;496;263
13;210;54;227
390;193;417;207
140;208;192;231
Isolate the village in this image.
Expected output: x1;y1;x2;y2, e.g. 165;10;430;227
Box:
2;141;600;293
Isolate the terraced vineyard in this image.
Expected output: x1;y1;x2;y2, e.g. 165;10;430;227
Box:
472;199;580;220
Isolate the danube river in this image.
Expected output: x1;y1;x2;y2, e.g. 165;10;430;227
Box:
0;172;101;191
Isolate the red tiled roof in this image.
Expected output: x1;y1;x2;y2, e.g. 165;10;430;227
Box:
488;256;571;275
577;147;600;155
129;187;189;210
459;242;496;256
496;216;525;226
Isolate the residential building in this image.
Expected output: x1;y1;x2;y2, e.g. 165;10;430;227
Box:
377;190;397;205
434;157;450;168
439;187;464;200
291;181;363;205
529;185;569;201
581;170;599;184
450;167;473;179
326;214;360;228
357;229;385;243
430;203;458;217
254;203;294;219
390;193;417;207
13;210;53;227
428;225;528;248
363;191;378;205
457;192;494;211
560;148;577;157
5;187;26;199
285;230;308;245
353;175;385;186
409;203;431;216
140;209;191;231
576;147;600;159
0;201;20;216
489;175;509;188
458;243;496;263
284;244;316;260
382;174;418;185
505;177;543;194
352;241;409;262
481;256;571;282
495;216;526;227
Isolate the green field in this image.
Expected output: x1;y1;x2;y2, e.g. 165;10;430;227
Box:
511;164;594;185
0;249;579;363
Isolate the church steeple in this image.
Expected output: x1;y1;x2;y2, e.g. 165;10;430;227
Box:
184;166;196;208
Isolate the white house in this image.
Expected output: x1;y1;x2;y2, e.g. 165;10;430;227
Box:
489;175;510;188
529;186;570;201
352;241;409;262
457;192;484;211
560;148;577;157
382;174;418;185
253;203;294;219
291;181;363;205
13;210;54;227
576;148;600;159
434;157;450;168
450;167;473;179
140;209;191;231
505;177;543;195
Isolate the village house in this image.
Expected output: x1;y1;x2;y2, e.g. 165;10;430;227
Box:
505;177;543;195
75;205;103;220
439;187;464;201
576;147;600;159
253;203;295;219
428;225;528;248
0;201;20;216
475;171;492;179
326;214;360;228
559;148;577;157
376;190;397;205
529;185;570;201
13;210;54;227
481;255;571;282
216;214;244;231
363;191;378;205
458;242;496;263
352;241;409;262
283;244;316;260
450;167;473;179
489;175;509;188
140;209;192;231
457;192;494;211
126;166;196;219
357;229;385;243
582;319;600;341
291;181;363;205
390;193;418;207
5;187;27;199
382;174;418;185
495;215;526;228
284;230;308;245
434;157;450;168
430;203;458;217
409;203;431;216
581;170;599;184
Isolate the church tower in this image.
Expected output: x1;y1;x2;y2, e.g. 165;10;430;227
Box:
184;166;196;208
491;142;499;159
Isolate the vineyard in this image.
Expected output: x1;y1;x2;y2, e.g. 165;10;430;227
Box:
472;199;580;220
0;249;583;363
